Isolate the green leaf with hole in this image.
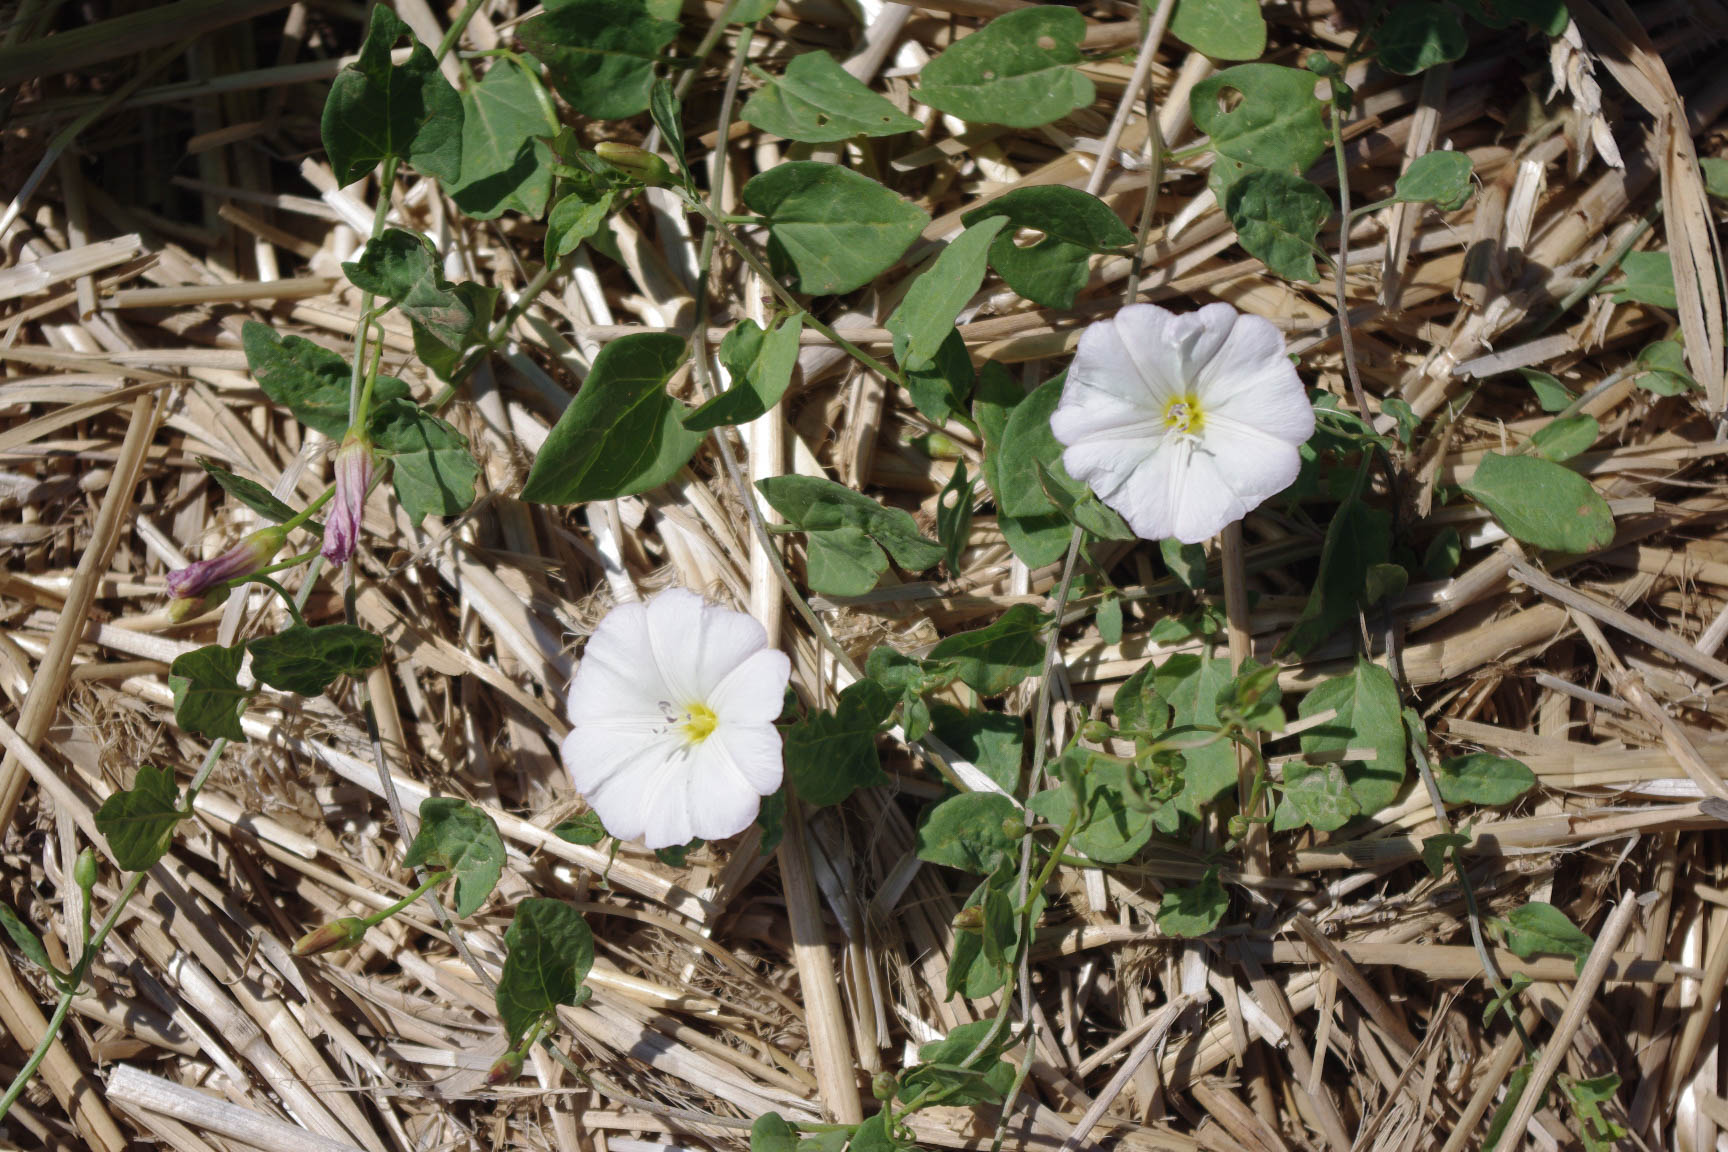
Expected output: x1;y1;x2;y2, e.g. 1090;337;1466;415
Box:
404;796;506;918
247;623;384;697
1171;0;1267;60
962;186;1134;309
1634;339;1699;396
1463;453;1614;553
367;398;479;524
1529;415;1598;462
741;162;928;295
683;314;804;431
321;5;463;186
1375;1;1468;74
889;218;1005;373
1435;754;1537;807
1297;658;1406;816
1157;867;1227;937
195;458;303;527
523;333;701;504
927;603;1047;696
1500;901;1594;976
1225;170;1331;282
1606;250;1677;309
519;0;680;121
242;321;410;440
743;51;921;143
170;642;252;743
1275;762;1362;832
913;7;1093;128
784;680;893;807
451;58;555;221
916;791;1019;874
1394;150;1473;210
497;898;595;1047
96;765;183;872
1191;64;1328;185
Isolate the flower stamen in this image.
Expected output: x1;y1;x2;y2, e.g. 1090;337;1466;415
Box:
678;702;718;745
1163;394;1204;441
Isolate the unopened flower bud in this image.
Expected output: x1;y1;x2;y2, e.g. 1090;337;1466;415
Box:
291;916;368;957
872;1071;898;1100
485;1051;525;1086
166;584;231;624
1227;814;1249;840
1082;719;1114;743
952;905;985;933
321;434;376;565
1001;818;1027;841
594;142;672;187
73;848;97;891
166;526;288;604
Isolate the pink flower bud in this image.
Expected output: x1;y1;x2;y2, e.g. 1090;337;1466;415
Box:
166;526;288;603
485;1051;525;1086
321;437;376;566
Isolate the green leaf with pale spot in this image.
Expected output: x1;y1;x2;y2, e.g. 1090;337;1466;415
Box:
519;0;680;121
404;797;506;918
247;623;384;697
1375;1;1468;74
1463;453;1615;553
1226;170;1331;282
1171;0;1268;61
96;765;183;872
1297;658;1406;816
962;186;1134;309
913;7;1093;129
1274;761;1361;832
683;314;804;431
1435;754;1537;806
742;51;921;143
451;58;555;221
496;898;594;1047
1156;867;1227;937
889;217;1006;372
522;333;701;504
321;5;462;186
170;642;252;743
1394;150;1474;210
916;791;1019;874
367;398;479;524
343;229;478;354
242;321;410;440
741;162;928;295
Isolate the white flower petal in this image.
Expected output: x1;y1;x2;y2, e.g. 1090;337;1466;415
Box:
1201;413;1305;508
1168;447;1253;544
708;649;792;726
640;588;710;704
706;722;785;794
633;758;700;850
682;736;771;842
1093;437;1186;542
1072;305;1184;407
561;725;663;797
1051;381;1162;448
1061;430;1166;506
1191;311;1315;445
566;602;667;727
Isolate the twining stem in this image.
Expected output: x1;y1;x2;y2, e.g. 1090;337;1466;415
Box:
366;870;449;925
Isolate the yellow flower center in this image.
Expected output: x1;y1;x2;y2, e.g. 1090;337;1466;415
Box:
678;702;718;745
1163;395;1204;438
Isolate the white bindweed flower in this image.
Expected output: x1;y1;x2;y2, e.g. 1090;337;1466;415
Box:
561;589;790;850
1051;302;1315;545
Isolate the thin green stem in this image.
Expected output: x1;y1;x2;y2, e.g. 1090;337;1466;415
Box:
435;0;487;62
278;485;335;534
1328;90;1371;422
365;870;449;926
239;573;306;629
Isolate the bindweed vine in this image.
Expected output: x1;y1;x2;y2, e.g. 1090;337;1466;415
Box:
2;0;1678;1147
